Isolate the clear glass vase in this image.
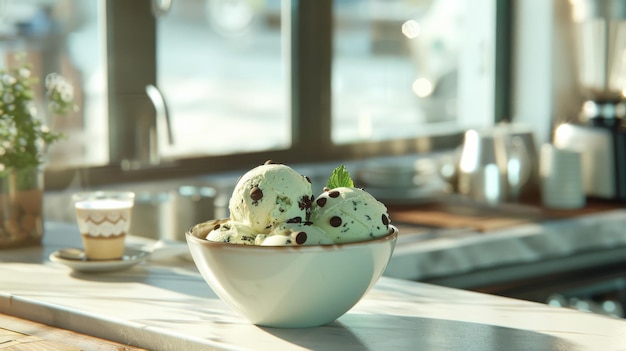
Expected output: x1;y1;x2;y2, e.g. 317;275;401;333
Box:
0;166;44;248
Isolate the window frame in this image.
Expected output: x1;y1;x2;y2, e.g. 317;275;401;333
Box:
44;0;510;191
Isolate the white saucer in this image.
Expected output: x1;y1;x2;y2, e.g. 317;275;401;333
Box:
49;248;150;273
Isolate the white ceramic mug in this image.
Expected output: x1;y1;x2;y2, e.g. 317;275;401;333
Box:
540;144;585;209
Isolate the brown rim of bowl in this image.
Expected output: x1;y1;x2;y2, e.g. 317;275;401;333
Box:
185;219;398;249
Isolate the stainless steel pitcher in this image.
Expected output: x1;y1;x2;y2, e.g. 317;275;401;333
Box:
457;126;533;205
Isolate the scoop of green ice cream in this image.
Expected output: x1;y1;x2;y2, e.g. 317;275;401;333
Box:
228;163;313;234
310;187;390;243
205;220;257;245
258;222;333;246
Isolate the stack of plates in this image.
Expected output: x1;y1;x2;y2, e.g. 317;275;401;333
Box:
357;158;449;204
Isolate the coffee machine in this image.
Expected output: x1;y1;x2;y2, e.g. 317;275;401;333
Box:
554;0;626;201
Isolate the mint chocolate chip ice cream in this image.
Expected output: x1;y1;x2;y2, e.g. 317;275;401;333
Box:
205;220;257;245
205;162;391;246
310;187;390;244
228;162;313;234
257;222;333;246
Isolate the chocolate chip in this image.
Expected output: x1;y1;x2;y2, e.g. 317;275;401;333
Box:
213;224;221;230
328;190;340;198
250;187;263;201
305;176;311;183
299;195;312;210
330;216;342;227
316;197;327;207
323;187;330;192
382;214;390;226
287;217;302;223
293;231;307;245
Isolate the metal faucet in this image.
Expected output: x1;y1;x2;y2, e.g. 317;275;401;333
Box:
106;0;175;170
117;85;174;170
145;84;174;164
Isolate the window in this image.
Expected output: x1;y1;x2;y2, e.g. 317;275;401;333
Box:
0;0;506;189
332;0;462;143
157;0;290;158
0;0;106;168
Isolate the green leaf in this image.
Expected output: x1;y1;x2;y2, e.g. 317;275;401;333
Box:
327;165;354;189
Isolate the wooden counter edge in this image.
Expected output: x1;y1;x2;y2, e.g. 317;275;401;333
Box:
0;312;148;351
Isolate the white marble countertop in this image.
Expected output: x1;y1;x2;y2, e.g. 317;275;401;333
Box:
1;222;626;350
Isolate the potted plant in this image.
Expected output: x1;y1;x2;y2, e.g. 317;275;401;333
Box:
0;59;77;248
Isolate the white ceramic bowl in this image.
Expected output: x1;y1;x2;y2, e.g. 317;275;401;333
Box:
186;219;398;328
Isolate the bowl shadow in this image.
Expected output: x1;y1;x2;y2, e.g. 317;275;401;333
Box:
260;313;583;351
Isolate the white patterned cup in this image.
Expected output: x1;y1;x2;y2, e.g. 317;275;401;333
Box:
73;191;135;260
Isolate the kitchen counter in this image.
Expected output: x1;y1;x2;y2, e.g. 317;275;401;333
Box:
1;222;626;350
385;205;626;288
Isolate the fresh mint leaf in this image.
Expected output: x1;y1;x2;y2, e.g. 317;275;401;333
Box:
327;165;354;189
